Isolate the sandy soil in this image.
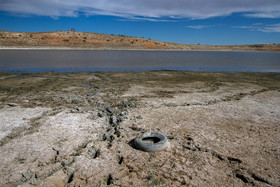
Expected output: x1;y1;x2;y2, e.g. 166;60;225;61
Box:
0;71;279;186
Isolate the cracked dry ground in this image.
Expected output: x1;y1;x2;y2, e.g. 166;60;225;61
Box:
0;71;279;186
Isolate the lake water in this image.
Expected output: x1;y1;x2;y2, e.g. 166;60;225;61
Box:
0;50;280;72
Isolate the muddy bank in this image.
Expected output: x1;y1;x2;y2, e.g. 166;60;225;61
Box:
0;71;279;186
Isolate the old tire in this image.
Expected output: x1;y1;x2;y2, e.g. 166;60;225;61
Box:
134;132;168;152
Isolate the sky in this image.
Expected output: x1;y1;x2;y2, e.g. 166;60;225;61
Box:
0;0;280;45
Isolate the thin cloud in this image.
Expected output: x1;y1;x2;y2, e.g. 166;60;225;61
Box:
117;16;178;22
259;23;280;32
0;0;280;20
232;26;256;29
244;11;280;18
233;23;280;32
252;23;263;26
187;25;212;29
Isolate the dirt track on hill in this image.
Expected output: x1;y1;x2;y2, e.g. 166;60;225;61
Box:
0;71;279;186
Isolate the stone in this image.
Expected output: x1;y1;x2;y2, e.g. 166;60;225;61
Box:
7;103;18;107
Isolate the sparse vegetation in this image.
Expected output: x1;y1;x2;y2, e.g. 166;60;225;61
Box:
63;39;69;42
250;44;264;48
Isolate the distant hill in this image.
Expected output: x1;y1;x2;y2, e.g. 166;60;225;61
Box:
0;30;279;51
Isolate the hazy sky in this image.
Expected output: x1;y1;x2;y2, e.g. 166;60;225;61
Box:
0;0;280;45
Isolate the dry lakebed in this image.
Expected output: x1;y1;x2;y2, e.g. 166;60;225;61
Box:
0;71;279;186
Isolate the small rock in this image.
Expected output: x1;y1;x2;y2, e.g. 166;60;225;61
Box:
76;107;83;113
106;108;113;114
130;126;144;132
97;112;103;117
86;147;100;159
114;130;121;137
98;133;107;141
22;170;33;181
120;111;128;116
117;116;123;123
88;115;97;120
136;115;143;119
110;116;118;125
32;101;42;106
7;103;18;107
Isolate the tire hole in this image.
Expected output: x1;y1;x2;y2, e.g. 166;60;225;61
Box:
142;137;160;143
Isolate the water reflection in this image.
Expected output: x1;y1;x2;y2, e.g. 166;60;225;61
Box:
0;50;279;72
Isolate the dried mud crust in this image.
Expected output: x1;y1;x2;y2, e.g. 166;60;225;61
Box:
0;71;279;186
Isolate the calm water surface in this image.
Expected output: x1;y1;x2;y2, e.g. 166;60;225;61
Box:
0;50;280;72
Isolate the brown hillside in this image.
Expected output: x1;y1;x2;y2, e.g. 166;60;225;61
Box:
0;30;279;51
0;30;189;50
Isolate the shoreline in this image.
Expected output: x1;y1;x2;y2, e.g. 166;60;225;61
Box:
0;46;278;52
